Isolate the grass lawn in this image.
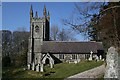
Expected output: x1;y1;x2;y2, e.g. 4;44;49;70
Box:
2;60;104;79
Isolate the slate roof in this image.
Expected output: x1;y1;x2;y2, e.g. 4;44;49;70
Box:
41;41;104;54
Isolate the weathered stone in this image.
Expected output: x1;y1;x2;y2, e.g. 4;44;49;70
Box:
40;64;44;72
118;56;120;80
88;55;92;61
77;59;81;63
74;61;77;64
99;55;102;60
27;5;50;72
95;55;99;61
50;62;53;68
42;53;54;68
36;64;40;72
104;47;118;78
32;62;35;71
27;64;30;70
89;51;93;61
102;59;104;61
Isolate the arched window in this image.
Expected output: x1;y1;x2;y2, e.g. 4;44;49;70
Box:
35;25;39;32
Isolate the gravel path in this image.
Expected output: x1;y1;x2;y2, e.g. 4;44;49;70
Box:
66;64;105;79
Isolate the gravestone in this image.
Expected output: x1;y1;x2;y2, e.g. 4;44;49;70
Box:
89;51;93;61
32;62;35;70
77;59;81;63
74;61;77;64
27;64;30;70
96;55;99;61
104;47;118;78
40;64;44;72
50;62;53;68
102;59;104;61
99;55;102;60
36;64;40;72
118;56;120;80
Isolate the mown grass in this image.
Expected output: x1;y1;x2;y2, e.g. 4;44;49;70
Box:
2;60;104;80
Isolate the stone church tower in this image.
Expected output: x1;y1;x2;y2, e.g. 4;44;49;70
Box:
27;5;50;72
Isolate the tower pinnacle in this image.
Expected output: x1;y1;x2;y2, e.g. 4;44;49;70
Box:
35;11;38;18
30;5;33;23
43;5;47;17
48;11;50;16
47;11;50;20
30;5;33;17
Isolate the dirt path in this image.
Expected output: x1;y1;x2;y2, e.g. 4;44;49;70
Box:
66;64;105;79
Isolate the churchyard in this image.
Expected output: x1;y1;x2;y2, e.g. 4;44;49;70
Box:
2;60;104;79
1;2;120;80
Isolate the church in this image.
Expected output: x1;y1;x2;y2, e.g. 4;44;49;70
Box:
27;5;104;72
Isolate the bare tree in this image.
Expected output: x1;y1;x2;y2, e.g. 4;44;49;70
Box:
16;27;26;32
62;2;104;40
50;25;76;41
58;28;76;41
50;25;59;41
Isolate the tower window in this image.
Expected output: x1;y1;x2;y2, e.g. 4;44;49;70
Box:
35;25;39;32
